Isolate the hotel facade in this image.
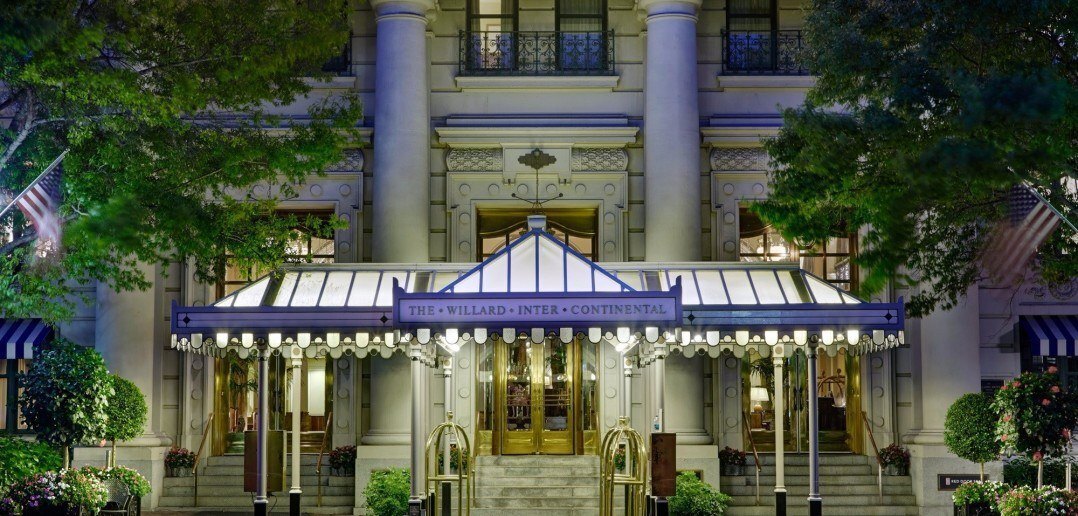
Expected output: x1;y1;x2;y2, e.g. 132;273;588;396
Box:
3;0;1076;515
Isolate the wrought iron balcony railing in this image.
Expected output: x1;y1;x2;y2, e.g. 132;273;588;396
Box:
459;31;615;76
721;29;809;75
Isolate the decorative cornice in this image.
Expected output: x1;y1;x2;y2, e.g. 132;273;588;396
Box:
571;148;629;171
328;149;365;172
446;148;502;172
710;147;768;171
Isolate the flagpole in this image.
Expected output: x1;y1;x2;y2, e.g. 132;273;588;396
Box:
0;149;69;221
1021;179;1078;236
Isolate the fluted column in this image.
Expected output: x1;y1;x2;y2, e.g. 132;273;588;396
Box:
371;0;434;263
640;0;702;261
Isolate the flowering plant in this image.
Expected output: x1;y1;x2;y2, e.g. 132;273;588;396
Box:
997;485;1073;515
329;445;357;471
436;444;470;472
952;480;1009;509
164;447;196;469
879;443;910;469
0;468;108;513
718;446;747;466
96;465;152;498
993;368;1078;461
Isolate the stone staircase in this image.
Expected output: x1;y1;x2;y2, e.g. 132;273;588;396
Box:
471;455;602;516
156;454;353;514
723;454;919;516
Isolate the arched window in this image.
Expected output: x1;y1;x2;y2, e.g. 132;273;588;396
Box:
476;209;598;261
738;207;857;292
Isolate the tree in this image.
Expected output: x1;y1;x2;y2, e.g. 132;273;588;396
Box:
993;367;1078;487
19;338;112;467
104;374;148;467
0;0;361;322
944;392;1001;480
757;0;1076;317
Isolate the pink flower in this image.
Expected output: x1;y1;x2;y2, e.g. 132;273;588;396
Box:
1064;429;1072;439
1001;384;1008;391
1001;434;1009;441
1051;385;1060;393
1003;414;1012;422
1013;381;1021;388
1048;365;1059;374
1033;451;1044;462
1043;398;1051;406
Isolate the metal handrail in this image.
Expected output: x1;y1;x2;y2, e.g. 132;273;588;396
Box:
315;412;334;507
458;30;616;76
192;412;214;508
741;411;763;505
861;411;884;500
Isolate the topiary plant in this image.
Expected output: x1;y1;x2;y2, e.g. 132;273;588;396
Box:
0;436;62;490
104;375;148;467
19;338;112;467
364;468;410;516
994;367;1078;486
668;471;732;516
945;392;1002;480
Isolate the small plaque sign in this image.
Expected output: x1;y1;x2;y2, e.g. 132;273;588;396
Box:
938;474;985;491
651;433;677;497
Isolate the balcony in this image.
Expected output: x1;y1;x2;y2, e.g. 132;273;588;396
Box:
721;30;809;76
459;31;615;76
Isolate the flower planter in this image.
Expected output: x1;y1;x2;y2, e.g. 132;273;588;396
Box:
168;466;192;478
884;464;908;476
24;505;86;516
953;502;999;516
721;463;746;476
331;466;354;477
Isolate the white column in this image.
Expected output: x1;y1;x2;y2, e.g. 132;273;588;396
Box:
654;348;667;432
370;0;434;263
665;353;711;444
640;0;702;261
442;357;452;476
622;355;633;421
290;356;302;510
773;350;786;510
408;345;426;503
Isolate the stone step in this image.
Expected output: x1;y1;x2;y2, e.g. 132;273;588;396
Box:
750;465;876;475
473;496;598;509
163;475;354;487
720;474;912;487
725;505;920;516
160;485;354;497
476;455;599;467
750;454;872;466
476;486;599;498
158;495;354;508
475;466;599;477
471;509;596;516
475;475;598;487
722;483;912;496
205;454;328;467
147;508;352;515
726;494;917;507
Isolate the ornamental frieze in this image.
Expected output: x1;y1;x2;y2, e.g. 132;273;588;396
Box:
710;147;769;171
446;148;503;172
571;148;629;171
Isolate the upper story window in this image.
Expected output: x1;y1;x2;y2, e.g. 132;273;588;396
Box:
477;209;598;261
739;207;857;292
460;0;613;76
723;0;807;75
219;211;336;297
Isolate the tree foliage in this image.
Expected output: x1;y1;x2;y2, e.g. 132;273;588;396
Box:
0;0;361;322
944;392;1002;467
104;374;147;444
19;339;112;454
758;0;1076;316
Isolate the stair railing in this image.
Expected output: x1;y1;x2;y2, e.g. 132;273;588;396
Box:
315;411;333;507
192;412;214;508
740;411;762;505
861;410;884;501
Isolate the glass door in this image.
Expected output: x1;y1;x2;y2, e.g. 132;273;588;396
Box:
500;338;575;455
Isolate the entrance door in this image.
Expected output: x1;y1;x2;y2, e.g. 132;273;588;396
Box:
502;338;574;455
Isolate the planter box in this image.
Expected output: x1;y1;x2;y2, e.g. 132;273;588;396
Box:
167;466;192;478
721;463;746;476
884;464;909;476
331;466;354;477
954;502;999;516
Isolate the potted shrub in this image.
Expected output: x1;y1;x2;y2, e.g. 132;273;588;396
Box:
997;485;1072;515
19;339;111;468
329;445;357;476
164;447;195;477
945;392;1002;481
993;367;1078;487
880;443;910;476
0;468;109;515
364;468;410;516
669;471;732;516
718;446;747;476
952;480;1008;516
104;375;148;468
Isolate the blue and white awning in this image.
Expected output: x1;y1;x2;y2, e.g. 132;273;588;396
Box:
1;318;53;359
1021;315;1078;356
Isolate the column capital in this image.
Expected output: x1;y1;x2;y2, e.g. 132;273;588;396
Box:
635;0;701;18
370;0;438;19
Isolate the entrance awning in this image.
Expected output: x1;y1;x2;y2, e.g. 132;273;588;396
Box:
1021;315;1078;356
171;221;903;361
1;318;53;359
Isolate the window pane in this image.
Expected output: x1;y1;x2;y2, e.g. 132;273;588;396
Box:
559;0;602;15
729;0;772;15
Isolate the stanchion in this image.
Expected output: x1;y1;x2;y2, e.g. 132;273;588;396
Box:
424;411;473;516
600;417;648;516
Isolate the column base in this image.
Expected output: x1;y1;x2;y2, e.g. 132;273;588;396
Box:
254;498;268;516
809;496;822;516
775;489;786;516
290;491;301;516
408;496;424;516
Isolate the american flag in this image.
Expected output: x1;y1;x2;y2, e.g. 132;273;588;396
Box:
982;184;1062;285
1;150;67;244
